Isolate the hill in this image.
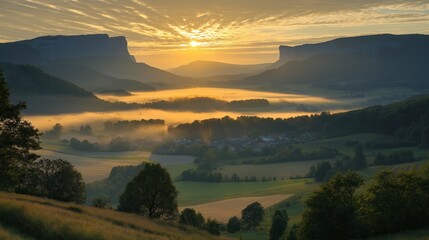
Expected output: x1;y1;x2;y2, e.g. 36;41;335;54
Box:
0;192;229;240
0;62;141;114
170;60;271;78
41;64;155;92
231;34;429;94
169;93;429;143
0;34;192;87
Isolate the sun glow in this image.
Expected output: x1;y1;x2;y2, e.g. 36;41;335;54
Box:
189;40;201;47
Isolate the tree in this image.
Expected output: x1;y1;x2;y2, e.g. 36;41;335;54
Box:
299;172;364;240
270;209;289;240
205;218;221;235
20;158;86;203
351;144;366;170
227;216;241;233
420;126;429;148
359;170;429;236
118;163;178;219
0;68;40;190
180;208;205;228
44;123;63;139
286;224;298;240
314;161;332;182
241;202;264;230
92;196;111;209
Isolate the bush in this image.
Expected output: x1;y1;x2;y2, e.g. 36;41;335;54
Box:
180;208;205;228
226;216;241;233
205;218;221;235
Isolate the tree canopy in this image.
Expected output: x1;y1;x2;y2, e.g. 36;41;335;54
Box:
241;201;264;230
0;68;40;190
118;163;178;219
299;172;364;240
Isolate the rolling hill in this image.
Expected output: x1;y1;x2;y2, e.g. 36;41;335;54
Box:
0;192;229;240
41;64;155;92
0;62;141;114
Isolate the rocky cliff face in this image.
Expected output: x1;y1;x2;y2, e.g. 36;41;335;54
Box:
277;34;426;65
2;34;135;63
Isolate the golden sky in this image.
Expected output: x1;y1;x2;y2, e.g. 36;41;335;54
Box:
1;0;429;69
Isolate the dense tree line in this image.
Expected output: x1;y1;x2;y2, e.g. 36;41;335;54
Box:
374;150;415;165
246;147;338;164
179;169;275;182
169;95;429;145
104;119;165;132
142;97;270;112
297;166;429;239
69;137;135;152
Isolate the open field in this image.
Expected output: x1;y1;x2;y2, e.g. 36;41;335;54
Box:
180;194;292;222
219;159;337;180
0;192;230;240
38;146;195;182
176;179;318;206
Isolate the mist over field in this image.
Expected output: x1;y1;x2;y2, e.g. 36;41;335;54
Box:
1;1;429;239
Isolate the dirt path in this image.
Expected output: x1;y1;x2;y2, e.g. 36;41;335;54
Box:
180;194;292;222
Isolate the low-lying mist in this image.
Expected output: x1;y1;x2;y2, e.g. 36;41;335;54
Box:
96;87;337;104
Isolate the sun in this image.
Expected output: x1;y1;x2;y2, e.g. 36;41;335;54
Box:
189;40;201;47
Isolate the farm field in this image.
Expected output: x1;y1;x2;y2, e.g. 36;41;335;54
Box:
38;143;195;182
218;159;337;179
180;194;292;222
175;179;318;206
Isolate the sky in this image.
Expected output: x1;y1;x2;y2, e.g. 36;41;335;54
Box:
1;0;429;69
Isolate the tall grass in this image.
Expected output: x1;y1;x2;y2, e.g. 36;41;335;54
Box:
0;192;231;240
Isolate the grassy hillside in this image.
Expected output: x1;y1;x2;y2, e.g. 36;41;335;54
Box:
0;192;230;240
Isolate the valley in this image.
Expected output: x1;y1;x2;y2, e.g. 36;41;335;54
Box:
1;29;429;240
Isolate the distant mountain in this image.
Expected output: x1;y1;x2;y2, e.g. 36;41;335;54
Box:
41;64;155;92
233;34;429;93
272;34;428;67
169;60;271;78
0;62;140;114
0;34;191;87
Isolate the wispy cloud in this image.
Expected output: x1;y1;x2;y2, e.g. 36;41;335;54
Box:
1;0;428;68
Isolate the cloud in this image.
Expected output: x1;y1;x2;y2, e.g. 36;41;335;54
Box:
0;0;428;68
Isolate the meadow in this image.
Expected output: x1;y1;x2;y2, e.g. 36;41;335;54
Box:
175;179;318;206
218;159;337;180
180;194;292;222
0;192;230;240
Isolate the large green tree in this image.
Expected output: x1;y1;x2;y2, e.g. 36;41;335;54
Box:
118;163;178;219
0;68;40;191
299;172;364;240
20;158;86;203
270;209;289;240
359;170;429;236
351;144;366;170
241;201;264;230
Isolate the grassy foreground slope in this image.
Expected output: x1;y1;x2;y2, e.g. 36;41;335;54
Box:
0;192;230;240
